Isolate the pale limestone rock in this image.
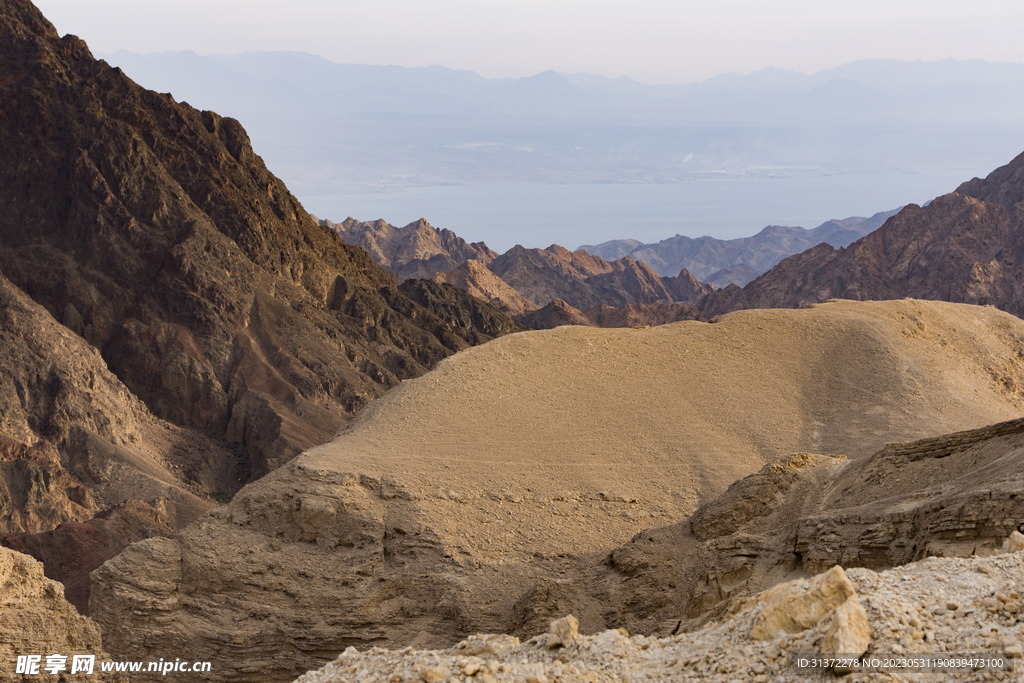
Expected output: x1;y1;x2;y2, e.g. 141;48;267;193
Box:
547;614;579;648
1002;530;1024;553
419;665;449;682
822;597;871;665
457;634;521;657
750;565;855;640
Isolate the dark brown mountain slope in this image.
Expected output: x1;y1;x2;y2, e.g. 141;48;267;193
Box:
0;0;519;482
702;152;1024;317
0;269;225;613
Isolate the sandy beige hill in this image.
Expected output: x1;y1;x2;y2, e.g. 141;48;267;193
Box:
89;299;1024;681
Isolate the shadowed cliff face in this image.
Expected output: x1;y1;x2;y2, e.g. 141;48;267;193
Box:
0;0;521;480
701;151;1024;318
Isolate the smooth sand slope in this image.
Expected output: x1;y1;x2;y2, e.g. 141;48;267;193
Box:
302;298;1024;558
91;299;1024;681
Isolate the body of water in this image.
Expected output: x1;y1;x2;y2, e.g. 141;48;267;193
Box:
301;170;988;253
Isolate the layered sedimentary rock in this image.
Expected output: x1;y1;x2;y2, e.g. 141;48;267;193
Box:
91;299;1024;681
572;415;1024;639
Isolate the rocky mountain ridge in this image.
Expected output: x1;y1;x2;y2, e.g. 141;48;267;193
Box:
322;217;713;316
320;209;899;329
325;217;499;284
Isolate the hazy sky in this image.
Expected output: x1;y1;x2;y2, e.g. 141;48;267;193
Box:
32;0;1024;83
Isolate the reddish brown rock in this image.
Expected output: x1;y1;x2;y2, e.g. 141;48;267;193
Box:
489;245;711;310
431;259;539;316
326;217;499;283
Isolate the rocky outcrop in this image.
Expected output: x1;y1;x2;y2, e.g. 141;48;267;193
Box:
431;259;539;316
1;546;122;681
0;273;226;528
296;549;1024;683
702;151;1024;318
395;279;529;342
576;414;1024;639
89;299;1024;681
1;499;180;614
0;268;222;613
581;209;898;283
326;217;499;283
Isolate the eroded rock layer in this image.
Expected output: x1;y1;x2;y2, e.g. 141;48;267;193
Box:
554;417;1024;644
295;549;1024;683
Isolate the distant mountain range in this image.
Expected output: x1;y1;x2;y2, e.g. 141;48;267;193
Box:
322;209;899;327
323;145;1024;337
579;209;899;285
99;50;1024;196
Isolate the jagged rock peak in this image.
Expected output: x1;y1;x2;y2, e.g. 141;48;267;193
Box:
325;216;498;280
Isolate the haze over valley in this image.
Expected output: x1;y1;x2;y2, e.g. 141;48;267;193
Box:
100;50;1024;251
